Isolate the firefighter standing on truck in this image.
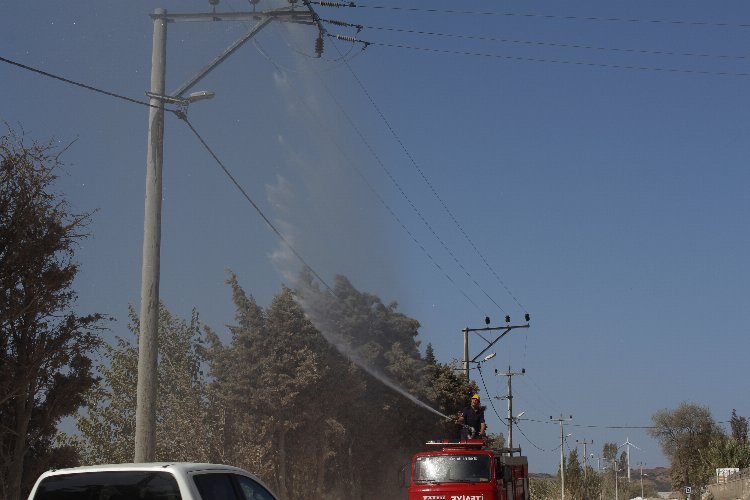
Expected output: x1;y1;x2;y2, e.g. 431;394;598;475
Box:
457;394;486;439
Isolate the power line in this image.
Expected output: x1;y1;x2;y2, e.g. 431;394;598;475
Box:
351;24;750;62
313;3;750;28
0;48;487;313
520;416;656;430
514;422;550;452
477;364;504;423
334;41;528;313
0;54;337;296
178;116;336;296
331;36;750;78
256;36;486;313
0;55;163;110
254;31;494;313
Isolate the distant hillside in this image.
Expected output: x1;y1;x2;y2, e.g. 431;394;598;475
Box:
638;467;672;493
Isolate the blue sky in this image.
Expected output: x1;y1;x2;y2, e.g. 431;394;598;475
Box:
4;1;749;474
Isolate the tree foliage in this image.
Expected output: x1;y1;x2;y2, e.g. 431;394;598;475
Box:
602;442;618;462
74;304;212;464
0;130;104;500
649;402;723;491
72;272;475;499
730;409;748;445
704;409;750;471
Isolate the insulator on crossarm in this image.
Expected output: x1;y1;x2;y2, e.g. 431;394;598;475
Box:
315;35;324;57
319;1;354;6
335;34;357;43
326;19;362;30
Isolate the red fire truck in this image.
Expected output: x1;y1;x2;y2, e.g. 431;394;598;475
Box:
404;439;530;500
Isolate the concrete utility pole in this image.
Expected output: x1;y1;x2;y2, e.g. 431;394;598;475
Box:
135;3;319;462
496;366;524;449
462;315;530;380
614;459;620;500
135;8;167;463
551;414;573;500
576;438;593;482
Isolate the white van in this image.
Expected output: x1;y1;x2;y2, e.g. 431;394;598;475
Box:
26;462;279;500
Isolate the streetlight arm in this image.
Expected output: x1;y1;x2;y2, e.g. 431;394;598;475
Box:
470;328;512;362
171;16;274;98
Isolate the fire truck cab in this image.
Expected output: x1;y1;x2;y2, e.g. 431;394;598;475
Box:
405;439;530;500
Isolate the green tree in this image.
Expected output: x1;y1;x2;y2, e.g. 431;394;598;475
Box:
602;442;618;462
0;131;104;500
425;343;436;364
705;410;750;471
204;274;365;499
618;451;627;478
581;465;602;500
730;409;748;445
201;272;275;476
293;272;477;498
564;448;583;499
649;402;722;492
530;476;560;500
73;304;213;464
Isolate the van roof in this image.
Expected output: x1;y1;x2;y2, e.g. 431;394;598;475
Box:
39;462;251;477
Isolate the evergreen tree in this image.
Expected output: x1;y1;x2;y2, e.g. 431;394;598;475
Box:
201;272;273;476
705;410;750;471
204;274;365;499
294;272;475;498
565;449;583;499
74;304;213;464
730;409;748;445
425;343;436;365
0;131;104;500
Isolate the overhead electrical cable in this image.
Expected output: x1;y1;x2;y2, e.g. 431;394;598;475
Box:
330;36;750;78
276;31;498;313
513;423;550;452
353;24;750;61
254;38;484;312
178;116;335;295
477;365;504;423
0;54;336;296
520;374;563;415
519;417;656;430
0;55;165;110
314;3;750;28
334;41;529;313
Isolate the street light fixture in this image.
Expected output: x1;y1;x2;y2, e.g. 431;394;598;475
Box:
461;352;497;370
145;90;215;106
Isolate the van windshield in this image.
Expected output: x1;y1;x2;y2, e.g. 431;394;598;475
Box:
33;471;181;500
414;455;491;484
